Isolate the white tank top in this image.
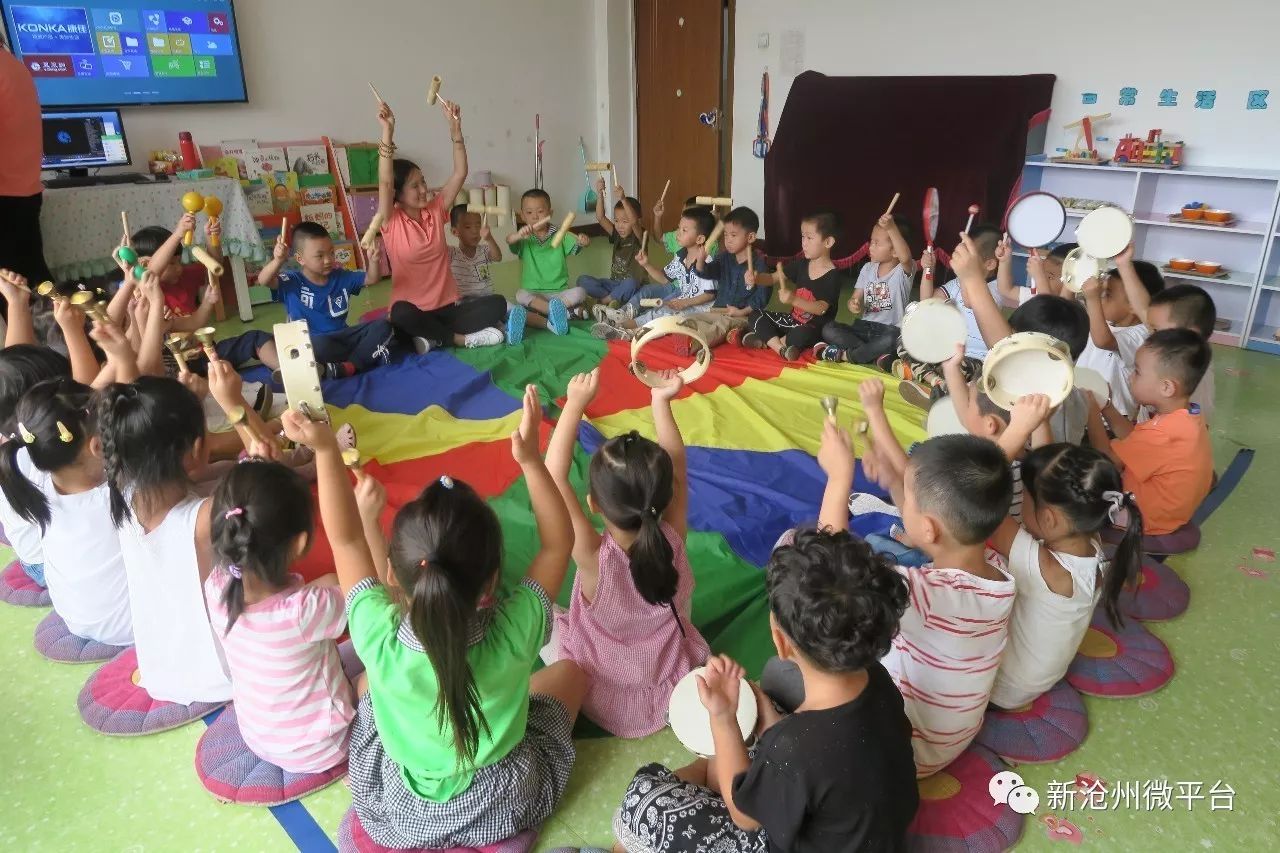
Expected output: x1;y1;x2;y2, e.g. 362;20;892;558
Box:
118;494;231;704
36;473;133;646
0;446;46;565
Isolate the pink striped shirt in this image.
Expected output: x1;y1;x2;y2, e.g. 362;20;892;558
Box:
204;570;355;773
880;553;1015;778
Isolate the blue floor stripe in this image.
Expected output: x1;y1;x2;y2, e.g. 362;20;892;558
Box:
1193;448;1254;525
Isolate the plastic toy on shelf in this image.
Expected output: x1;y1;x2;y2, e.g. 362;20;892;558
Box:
1113;129;1184;169
1050;113;1112;165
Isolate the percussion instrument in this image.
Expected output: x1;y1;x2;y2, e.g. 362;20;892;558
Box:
1006;192;1068;249
1073;365;1110;407
821;395;838;422
550;212;576;248
900;298;967;364
922;187;940;284
1075;206;1133;259
181;191;205;246
629;315;712;387
1060;247;1101;293
978;332;1075;410
273;320;327;420
668;667;757;757
926;396;969;438
202;196;224;248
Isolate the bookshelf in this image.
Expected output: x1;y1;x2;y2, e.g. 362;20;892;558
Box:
1017;158;1280;354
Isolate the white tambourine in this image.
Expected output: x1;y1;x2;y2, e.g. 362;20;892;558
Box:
901;298;967;364
1073;365;1110;407
273;320;327;420
629;315;712;387
1075;205;1133;260
1006;191;1067;249
1060;247;1101;294
668;667;757;757
978;331;1075;410
926;395;969;438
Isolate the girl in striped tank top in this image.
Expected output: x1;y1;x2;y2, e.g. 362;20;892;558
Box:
204;460;355;774
542;367;709;738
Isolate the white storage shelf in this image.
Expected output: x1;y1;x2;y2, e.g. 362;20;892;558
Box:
1020;158;1280;354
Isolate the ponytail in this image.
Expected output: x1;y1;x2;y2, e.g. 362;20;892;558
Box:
0;378;95;533
1103;491;1144;629
0;439;49;531
629;509;678;609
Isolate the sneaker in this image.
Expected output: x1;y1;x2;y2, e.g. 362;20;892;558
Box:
891;359;911;380
251;383;274;419
336;422;358;452
816;343;848;363
270;369;283;389
590;321;632;341
780;345;801;361
570;305;590;321
875;353;896;373
741;332;765;350
506;305;527;346
464;327;504;348
412;337;433;355
591;302;613;323
898;379;932;411
595;303;633;325
547;298;569;335
726;327;745;347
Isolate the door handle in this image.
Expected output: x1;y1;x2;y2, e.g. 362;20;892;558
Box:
698;109;721;129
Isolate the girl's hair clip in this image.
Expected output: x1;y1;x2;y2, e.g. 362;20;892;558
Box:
223;506;244;520
16;423;35;444
439;475;454;490
227;564;243;579
56;421;74;444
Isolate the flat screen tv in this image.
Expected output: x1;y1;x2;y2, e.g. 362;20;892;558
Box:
1;1;247;107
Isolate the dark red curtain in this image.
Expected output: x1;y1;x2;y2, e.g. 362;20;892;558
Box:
763;72;1055;260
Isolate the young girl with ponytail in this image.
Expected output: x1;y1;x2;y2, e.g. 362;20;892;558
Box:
282;384;585;850
204;460;354;773
0;378;131;645
543;368;710;738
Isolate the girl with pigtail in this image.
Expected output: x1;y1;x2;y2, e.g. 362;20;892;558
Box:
541;367;710;739
281;384;585;850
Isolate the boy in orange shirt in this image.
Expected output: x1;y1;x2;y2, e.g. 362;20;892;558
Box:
1086;328;1213;536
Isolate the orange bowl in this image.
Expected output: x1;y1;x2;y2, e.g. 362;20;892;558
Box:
1169;258;1196;271
1204;209;1232;222
1181;207;1204;220
1194;261;1222;275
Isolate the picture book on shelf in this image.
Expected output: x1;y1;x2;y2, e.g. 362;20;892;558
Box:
333;241;359;271
265;171;300;214
219;139;257;179
301;202;340;236
249;148;289;178
243;181;274;218
288;145;330;176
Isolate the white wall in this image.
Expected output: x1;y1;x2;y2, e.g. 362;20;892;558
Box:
104;0;632;227
731;0;1280;233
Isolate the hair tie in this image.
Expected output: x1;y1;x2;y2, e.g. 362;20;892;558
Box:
56;421;74;443
439;475;454;489
16;423;35;444
1101;490;1130;525
418;558;428;568
223;506;244;520
648;506;659;518
227;565;242;579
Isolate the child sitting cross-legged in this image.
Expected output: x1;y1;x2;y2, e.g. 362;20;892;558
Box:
447;205;524;344
613;421;920;853
681;206;771;349
577;178;648;308
590;207;718;341
1076;248;1164;418
259;221;403;380
509;189;591;335
1117;277;1218;425
857;379;1016;777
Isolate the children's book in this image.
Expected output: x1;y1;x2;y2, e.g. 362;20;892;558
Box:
265;171;300;214
288;145;330;176
243;180;274;217
333;241;359;271
249;147;289;179
301;202;340;236
219;139;257;179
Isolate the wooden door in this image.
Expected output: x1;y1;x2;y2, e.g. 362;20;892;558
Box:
634;0;729;231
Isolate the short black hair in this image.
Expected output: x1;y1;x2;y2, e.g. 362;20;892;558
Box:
723;206;759;233
1150;284;1217;340
909;435;1013;545
130;226;171;258
1010;294;1090;360
682;196;698;208
974;387;1011;423
449;203;476;228
881;213;914;247
803;211;842;241
681;207;717;239
969;223;1002;260
613;195;643;220
766;528;909;673
290;220;330;250
521;188;551;206
1128;261;1166;297
1047;242;1077;261
1143;327;1211;395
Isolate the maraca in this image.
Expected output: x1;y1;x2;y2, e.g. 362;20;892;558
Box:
202;196;224;248
181;191;205;246
964;204;980;235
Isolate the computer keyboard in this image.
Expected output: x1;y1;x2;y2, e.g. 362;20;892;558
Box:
44;174;156;189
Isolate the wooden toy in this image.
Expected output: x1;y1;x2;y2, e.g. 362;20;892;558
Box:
193;327;217;356
181;191;205;246
367;82;384;104
979;332;1075;410
629;315;712;387
190;246;224;277
1113;129;1184;169
922;187;940;284
658;178;671;207
1075;206;1133;259
668;667;756;757
121;210;131;245
202;196;224;248
427;75;443;106
527;215;553;232
165;333;192;373
884;193;900;216
820;395;838;422
466;203;507;227
273;321;327;421
695;196;732;210
901;299;967;364
964;204;980;234
1006;192;1067;249
550;212;576;248
1051;113;1112;165
360;212;384;252
639;298;664;308
704;220;725;252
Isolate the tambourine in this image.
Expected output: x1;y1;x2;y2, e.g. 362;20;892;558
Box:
1006;192;1067;249
273;320;328;420
1075;206;1133;259
629;315;712;387
668;667;757;757
1073;365;1110;406
900;298;967;364
926;396;969;438
1060;247;1101;294
978;332;1075;410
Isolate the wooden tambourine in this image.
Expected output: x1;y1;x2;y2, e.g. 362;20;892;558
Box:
926;396;969;438
1075;206;1133;259
1060;247;1101;293
978;332;1075;411
629;315;712;387
1073;365;1110;406
1005;192;1067;249
272;320;327;420
901;298;967;364
668;667;757;757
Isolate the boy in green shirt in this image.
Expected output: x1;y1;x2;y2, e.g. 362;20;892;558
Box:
507;188;590;335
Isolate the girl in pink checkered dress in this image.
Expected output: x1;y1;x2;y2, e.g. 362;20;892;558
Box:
542;368;710;738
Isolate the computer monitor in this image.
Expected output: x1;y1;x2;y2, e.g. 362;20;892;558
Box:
41;109;131;176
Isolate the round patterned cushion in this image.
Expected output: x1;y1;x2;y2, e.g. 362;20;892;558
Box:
336;808;539;853
77;648;226;736
33;610;129;663
975;680;1088;764
1;560;50;607
1066;605;1174;698
1120;558;1190;622
194;705;345;805
907;745;1025;852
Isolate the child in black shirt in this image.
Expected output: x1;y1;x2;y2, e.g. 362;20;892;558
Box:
614;422;920;853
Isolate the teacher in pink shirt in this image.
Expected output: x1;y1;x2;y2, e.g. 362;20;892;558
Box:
0;33;52;291
373;97;507;354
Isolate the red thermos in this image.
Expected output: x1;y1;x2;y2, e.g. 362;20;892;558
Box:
178;132;201;170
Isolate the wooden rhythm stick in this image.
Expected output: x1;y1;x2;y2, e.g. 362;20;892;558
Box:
611;164;620;191
360;212;384;251
427;75;443;105
884;192;901;216
528;215;553;232
641;230;648;254
368;81;384;103
550;212;577;248
121;210;131;245
695;196;733;208
965;204;980;234
658;179;671;206
190;246;224;277
584;161;611;171
745;237;756;280
704;220;725;252
775;262;790;292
